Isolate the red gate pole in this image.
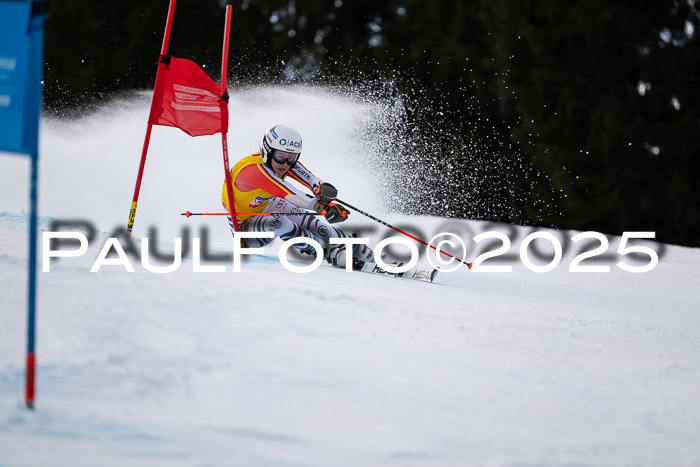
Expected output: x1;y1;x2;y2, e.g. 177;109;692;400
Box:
219;4;239;232
127;0;177;236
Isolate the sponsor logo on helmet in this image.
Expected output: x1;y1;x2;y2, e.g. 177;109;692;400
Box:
279;139;301;149
270;128;279;139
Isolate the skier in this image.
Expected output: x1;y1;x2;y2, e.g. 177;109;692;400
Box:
222;124;374;269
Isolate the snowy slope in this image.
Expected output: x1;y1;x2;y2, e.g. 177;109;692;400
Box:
1;88;700;467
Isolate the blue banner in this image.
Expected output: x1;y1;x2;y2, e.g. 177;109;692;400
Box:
0;1;43;157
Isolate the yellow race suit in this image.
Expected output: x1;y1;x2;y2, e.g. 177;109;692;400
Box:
222;152;322;223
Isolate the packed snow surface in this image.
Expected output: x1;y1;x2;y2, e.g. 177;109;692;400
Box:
1;88;699;467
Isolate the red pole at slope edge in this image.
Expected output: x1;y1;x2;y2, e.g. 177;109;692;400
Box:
220;4;239;232
127;0;177;236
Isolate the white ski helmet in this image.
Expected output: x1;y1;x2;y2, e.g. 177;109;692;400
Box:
261;124;303;168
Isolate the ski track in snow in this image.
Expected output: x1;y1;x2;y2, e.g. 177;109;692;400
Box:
1;89;700;467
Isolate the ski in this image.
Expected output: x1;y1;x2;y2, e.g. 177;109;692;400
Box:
356;261;438;283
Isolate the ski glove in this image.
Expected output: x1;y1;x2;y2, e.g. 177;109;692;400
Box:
314;200;349;224
313;182;338;203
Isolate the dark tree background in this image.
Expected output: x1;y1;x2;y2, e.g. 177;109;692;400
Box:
43;0;700;247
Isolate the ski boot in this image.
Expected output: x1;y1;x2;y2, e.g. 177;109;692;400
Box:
327;243;374;271
297;234;324;259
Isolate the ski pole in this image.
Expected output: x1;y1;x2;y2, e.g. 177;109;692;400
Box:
181;211;323;217
335;198;472;269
